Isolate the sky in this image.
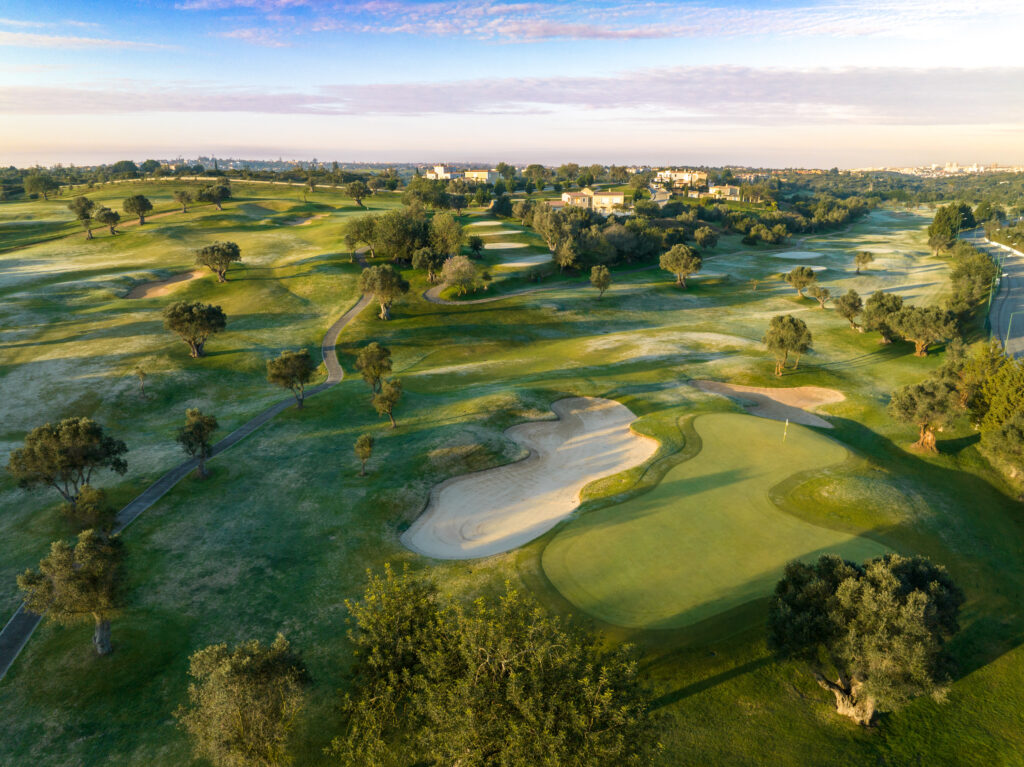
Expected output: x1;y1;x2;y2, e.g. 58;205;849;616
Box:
1;0;1023;168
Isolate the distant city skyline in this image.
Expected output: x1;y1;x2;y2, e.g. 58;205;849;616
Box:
2;0;1022;166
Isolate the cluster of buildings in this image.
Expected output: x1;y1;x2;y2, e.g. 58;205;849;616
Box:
654;169;708;188
423;164;500;183
689;184;742;201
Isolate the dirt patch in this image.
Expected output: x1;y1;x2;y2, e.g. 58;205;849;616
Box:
401;396;659;559
126;269;204;299
693;380;844;428
292;213;329;226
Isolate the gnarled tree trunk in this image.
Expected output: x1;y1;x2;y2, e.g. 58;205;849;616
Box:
912;339;929;356
814;673;875;725
914;423;938;452
379;301;391;320
93;616;112;656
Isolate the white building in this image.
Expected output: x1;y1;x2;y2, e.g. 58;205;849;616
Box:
424;164;464;180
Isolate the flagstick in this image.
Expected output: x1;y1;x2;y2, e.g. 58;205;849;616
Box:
783;418;789;443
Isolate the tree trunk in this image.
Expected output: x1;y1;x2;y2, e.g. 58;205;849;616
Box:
914;423;938;452
215;202;223;210
197;456;209;478
388;411;396;428
379;301;391;320
359;460;366;477
913;339;928;356
793;352;802;370
294;387;304;408
181;204;187;213
217;269;227;283
138;214;145;225
84;226;93;240
189;340;204;358
109;225;118;235
93;616;112;656
814;673;875;725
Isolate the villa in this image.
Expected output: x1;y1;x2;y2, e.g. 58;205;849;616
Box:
560;187;627;213
655;169;708;188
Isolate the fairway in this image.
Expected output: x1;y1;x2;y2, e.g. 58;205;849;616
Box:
542;413;888;629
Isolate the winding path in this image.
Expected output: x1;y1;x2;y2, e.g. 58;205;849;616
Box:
0;290;372;681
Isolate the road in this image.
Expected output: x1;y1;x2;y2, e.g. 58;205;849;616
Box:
961;229;1024;358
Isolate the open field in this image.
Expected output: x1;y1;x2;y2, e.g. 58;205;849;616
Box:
2;191;1023;766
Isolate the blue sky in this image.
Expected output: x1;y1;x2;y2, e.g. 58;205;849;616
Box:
2;0;1022;166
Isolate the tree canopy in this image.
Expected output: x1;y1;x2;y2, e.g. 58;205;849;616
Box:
175;634;308;767
346;180;371;207
19;529;125;655
176;408;219;478
763;314;812;376
784;265;817;297
196;183;231;210
331;566;659;767
7;417;128;511
358;265;409;320
834;289;863;330
266;349;317;408
768;553;963;725
590;264;612;298
195;241;242;282
862;290;904;343
67;196;96;239
659;244;702;287
355;342;392;392
354;433;374;477
889;305;958;356
441;255;477;295
123;194;153;224
94;206;120;235
372;379;403;428
428;211;464;258
163;301;227;358
888;376;958;451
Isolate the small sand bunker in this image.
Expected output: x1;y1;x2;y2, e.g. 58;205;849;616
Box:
401;397;659;559
501;254;552;267
484;241;529;250
126;269;204;299
807;265;828;272
693;380;844;428
292;213;329;226
467;220;504;227
773;251;822;260
477;229;521;236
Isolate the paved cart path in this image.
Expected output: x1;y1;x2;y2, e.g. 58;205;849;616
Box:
0;290;372;681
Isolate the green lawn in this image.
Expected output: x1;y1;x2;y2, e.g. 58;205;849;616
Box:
1;196;1023;766
543;412;888;629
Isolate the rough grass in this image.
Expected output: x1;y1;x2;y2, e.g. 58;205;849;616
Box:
1;201;1023;766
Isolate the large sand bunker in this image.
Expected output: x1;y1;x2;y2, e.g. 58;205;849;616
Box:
467;220;504;227
483;241;529;250
401;397;659;559
693;380;844;428
126;269;204;299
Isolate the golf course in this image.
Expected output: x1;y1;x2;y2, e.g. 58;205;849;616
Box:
2;179;1023;766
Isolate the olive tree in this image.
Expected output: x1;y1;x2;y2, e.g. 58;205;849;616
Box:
123;194;153;225
354;433;374;477
176;408;219;478
346;180;371;207
808;285;831;309
784;265;817;297
24;172;57;200
694;225;718;249
358;265;409;320
331;566;659;767
888;377;957;451
889;306;958;357
372;379;403;428
590;264;612;298
428;211;463;258
18;529;125;655
763;314;812;376
196;183;231;210
467;235;484;258
163;301;227;358
441;255;477;296
174;190;193;213
175;634;308;767
267;349;317;408
834;289;863;330
659;244;702;287
67;196;96;239
862;291;904;343
854;251;875;274
411;247;444;283
768;553;963;725
355;342;392;393
95;206;120;235
195;241;242;283
7;417;128;513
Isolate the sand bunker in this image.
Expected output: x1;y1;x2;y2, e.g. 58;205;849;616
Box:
808;265;828;272
693;380;844;428
773;251;822;260
467;220;504;227
126;270;204;299
483;242;529;250
292;213;329;226
401;397;659;559
501;254;552;267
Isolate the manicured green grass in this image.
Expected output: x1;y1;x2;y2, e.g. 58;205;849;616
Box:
2;199;1023;766
543;413;888;629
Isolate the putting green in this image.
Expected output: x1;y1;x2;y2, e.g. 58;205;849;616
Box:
542;413;887;629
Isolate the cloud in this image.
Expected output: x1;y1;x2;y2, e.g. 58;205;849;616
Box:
175;0;1024;43
219;27;291;46
3;67;1024;127
0;17;49;27
0;30;172;49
